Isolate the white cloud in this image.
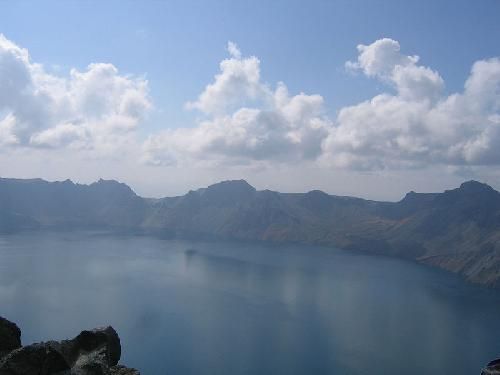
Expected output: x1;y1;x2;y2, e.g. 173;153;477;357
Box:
146;38;500;170
145;44;330;166
227;41;242;59
3;34;500;180
346;38;444;102
0;114;18;147
185;42;271;116
29;123;89;149
345;38;418;79
322;39;500;169
0;34;151;152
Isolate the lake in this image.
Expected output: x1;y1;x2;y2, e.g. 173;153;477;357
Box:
0;231;499;374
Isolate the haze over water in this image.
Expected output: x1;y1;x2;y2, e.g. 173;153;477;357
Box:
1;231;499;375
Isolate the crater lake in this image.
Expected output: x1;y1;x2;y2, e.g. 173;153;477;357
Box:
1;231;499;374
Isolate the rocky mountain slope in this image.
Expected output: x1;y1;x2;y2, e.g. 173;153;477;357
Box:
1;177;499;286
0;178;147;230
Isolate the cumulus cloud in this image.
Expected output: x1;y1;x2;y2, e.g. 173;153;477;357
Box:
29;123;89;149
346;38;444;102
146;38;500;170
185;41;272;116
0;114;18;147
346;38;417;78
145;43;330;166
0;34;151;151
3;34;500;173
321;39;500;169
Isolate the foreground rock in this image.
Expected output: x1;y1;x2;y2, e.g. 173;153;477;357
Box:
0;317;21;360
0;316;139;374
482;359;500;375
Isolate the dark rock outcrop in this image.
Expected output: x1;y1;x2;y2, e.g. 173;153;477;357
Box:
482;358;500;375
0;317;21;360
109;366;140;375
0;316;139;375
0;343;69;374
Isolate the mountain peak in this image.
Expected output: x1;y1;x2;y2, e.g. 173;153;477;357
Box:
458;180;496;194
206;180;255;192
93;179;131;188
90;179;137;196
95;178;120;185
403;190;417;197
199;180;256;204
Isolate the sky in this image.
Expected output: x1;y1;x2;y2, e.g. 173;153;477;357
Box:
1;0;500;200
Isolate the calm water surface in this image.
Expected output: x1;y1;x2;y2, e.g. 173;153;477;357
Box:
0;231;499;374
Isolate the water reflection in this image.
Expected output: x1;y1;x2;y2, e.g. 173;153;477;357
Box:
0;231;499;374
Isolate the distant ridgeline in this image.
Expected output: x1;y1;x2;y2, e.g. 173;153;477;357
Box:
1;177;500;287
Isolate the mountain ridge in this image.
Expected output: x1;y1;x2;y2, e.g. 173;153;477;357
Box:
1;177;499;287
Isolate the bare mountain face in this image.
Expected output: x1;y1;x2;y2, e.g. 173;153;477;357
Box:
1;178;499;286
0;178;148;230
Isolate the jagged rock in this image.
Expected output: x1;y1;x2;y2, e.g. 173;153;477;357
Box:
482;359;500;374
0;317;139;375
49;326;121;374
0;343;69;374
0;317;21;360
110;365;140;375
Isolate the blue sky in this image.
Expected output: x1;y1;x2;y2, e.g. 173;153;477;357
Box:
4;0;499;128
1;0;500;199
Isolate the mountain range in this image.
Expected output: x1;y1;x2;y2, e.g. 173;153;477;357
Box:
1;177;499;287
